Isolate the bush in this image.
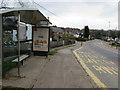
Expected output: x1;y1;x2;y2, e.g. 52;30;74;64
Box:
76;37;88;41
89;37;94;40
116;44;120;47
69;36;76;40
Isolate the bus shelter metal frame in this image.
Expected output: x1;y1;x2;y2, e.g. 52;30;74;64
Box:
0;8;49;77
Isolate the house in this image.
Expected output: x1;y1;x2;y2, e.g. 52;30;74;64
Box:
50;26;64;41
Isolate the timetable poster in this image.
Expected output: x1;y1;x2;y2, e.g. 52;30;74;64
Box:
19;23;27;41
33;27;49;52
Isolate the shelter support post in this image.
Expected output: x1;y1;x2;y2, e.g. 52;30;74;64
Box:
0;14;2;87
17;11;20;77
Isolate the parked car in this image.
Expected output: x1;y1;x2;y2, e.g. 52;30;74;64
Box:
117;40;120;44
107;38;114;42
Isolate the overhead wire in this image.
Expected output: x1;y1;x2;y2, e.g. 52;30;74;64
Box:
17;0;25;7
0;0;7;8
32;0;74;26
1;0;74;27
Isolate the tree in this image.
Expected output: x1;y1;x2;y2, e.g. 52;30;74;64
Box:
84;26;89;38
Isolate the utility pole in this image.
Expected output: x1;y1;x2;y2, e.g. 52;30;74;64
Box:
108;21;111;39
108;21;111;28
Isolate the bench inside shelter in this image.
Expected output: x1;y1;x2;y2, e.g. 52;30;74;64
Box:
12;55;29;65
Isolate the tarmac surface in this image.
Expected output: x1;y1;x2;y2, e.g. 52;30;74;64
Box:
74;40;119;88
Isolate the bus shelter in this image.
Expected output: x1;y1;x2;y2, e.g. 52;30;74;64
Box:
0;8;50;76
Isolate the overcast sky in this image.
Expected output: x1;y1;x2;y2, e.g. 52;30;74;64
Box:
36;2;118;30
0;0;119;30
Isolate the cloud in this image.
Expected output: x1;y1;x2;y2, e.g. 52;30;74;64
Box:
33;0;119;2
1;1;117;30
39;2;117;29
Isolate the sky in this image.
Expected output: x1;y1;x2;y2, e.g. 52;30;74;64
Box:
37;2;118;30
0;0;119;30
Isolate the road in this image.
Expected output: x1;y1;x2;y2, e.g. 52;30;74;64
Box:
75;39;118;88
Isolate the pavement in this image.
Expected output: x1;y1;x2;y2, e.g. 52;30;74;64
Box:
2;43;98;89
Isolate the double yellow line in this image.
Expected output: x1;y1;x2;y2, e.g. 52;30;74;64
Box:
73;47;108;88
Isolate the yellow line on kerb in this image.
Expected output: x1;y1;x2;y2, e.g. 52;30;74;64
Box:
73;47;108;88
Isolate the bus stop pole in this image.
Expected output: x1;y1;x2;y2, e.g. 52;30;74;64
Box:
17;11;20;77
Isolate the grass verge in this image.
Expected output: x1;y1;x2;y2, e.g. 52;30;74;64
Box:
3;57;17;75
48;45;75;55
48;50;58;55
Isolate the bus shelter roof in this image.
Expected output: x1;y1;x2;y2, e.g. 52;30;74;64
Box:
0;8;49;25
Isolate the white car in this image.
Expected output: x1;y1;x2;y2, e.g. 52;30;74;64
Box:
107;38;114;42
117;40;120;44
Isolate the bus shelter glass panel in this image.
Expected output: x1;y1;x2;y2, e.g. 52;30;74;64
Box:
3;16;18;59
2;16;32;75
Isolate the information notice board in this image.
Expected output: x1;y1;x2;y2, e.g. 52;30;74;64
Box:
33;27;49;52
19;23;27;41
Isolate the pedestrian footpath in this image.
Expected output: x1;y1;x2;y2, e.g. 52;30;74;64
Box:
3;43;98;88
